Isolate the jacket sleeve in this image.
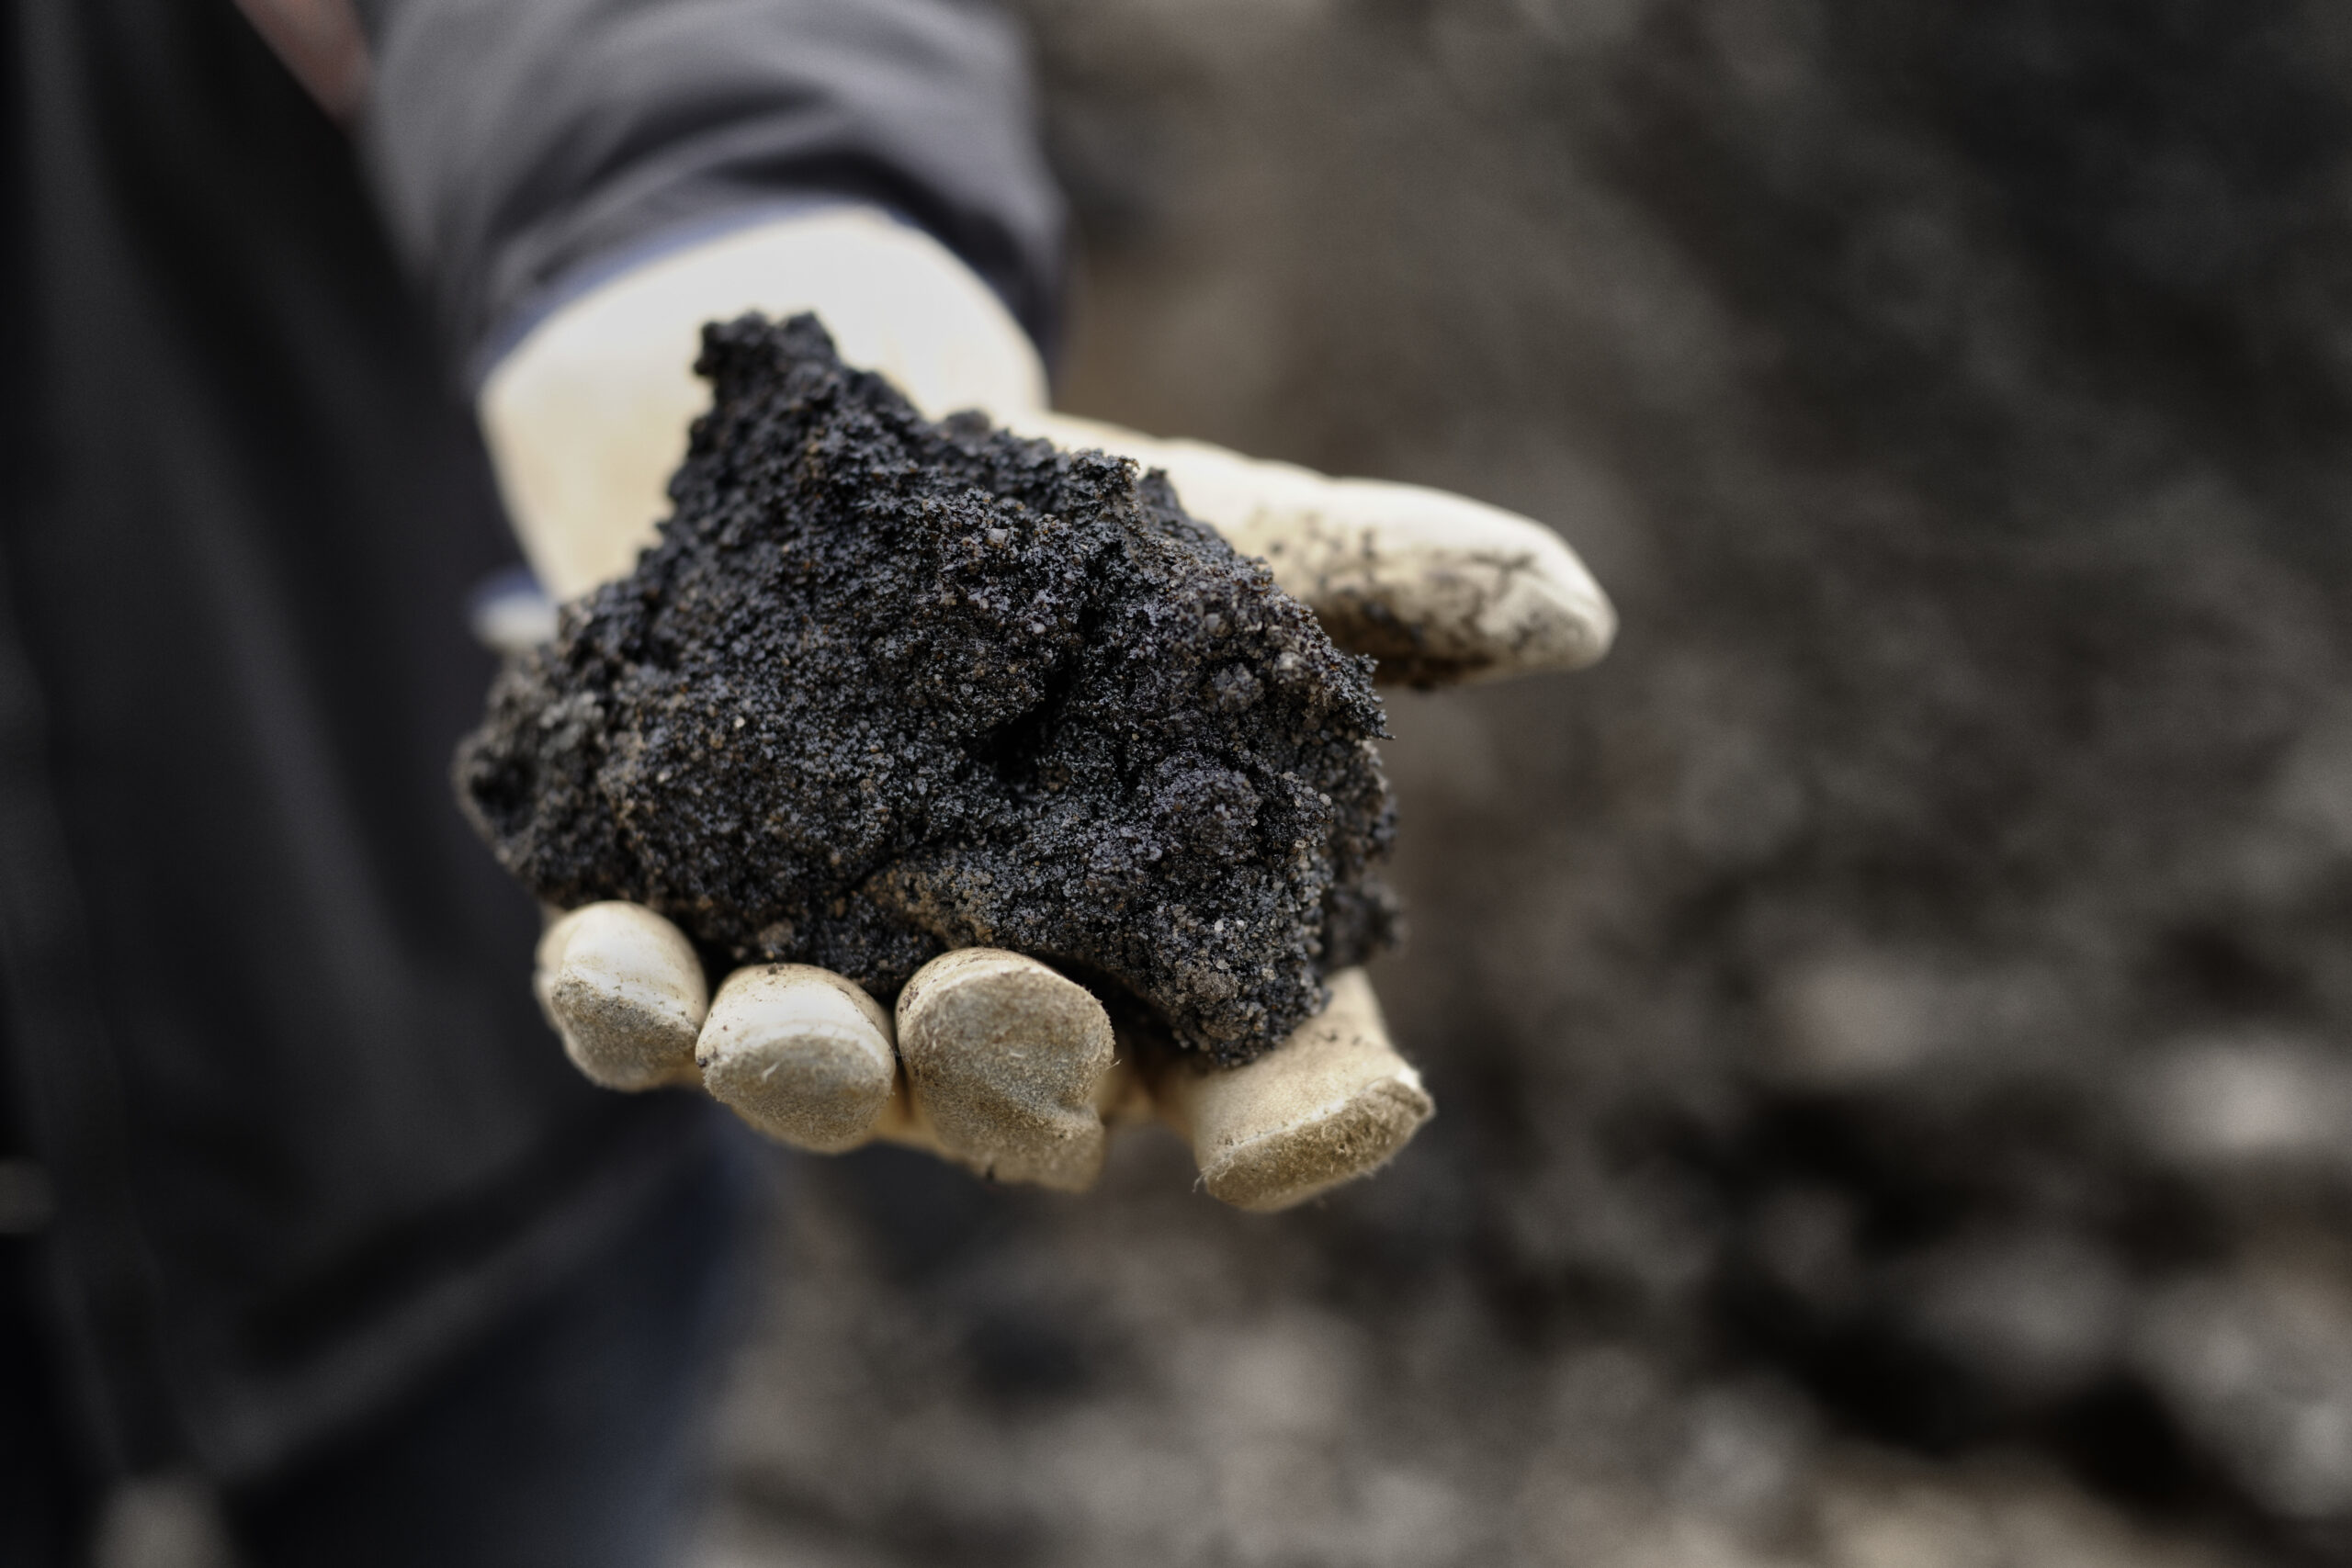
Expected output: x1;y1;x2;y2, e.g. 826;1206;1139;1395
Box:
351;0;1066;382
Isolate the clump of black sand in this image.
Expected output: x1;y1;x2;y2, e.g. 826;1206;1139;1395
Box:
457;314;1396;1062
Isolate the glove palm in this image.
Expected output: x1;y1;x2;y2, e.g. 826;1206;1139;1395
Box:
481;208;1612;1208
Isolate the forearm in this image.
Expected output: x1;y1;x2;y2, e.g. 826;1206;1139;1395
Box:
351;0;1066;382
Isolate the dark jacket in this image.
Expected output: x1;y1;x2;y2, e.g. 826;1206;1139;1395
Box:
1;0;1060;1483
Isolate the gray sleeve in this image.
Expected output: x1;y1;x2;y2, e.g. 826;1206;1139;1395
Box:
353;0;1067;382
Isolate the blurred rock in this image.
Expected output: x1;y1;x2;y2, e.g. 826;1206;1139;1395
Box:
2137;1266;2352;1520
2133;1036;2352;1178
1904;1231;2128;1403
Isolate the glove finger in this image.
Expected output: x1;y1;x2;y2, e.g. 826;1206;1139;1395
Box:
537;902;708;1090
695;964;898;1153
872;1041;1145;1154
1156;969;1433;1212
890;949;1115;1193
1023;414;1615;686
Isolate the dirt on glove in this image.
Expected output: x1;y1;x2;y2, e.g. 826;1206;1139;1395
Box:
456;313;1396;1062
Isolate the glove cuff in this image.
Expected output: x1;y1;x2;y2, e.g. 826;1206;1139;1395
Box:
478;206;1047;602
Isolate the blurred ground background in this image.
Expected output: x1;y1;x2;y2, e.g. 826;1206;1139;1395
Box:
688;3;2352;1564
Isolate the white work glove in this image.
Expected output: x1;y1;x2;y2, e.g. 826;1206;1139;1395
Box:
480;208;1614;1210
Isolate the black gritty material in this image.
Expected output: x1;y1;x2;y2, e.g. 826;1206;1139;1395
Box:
457;314;1396;1061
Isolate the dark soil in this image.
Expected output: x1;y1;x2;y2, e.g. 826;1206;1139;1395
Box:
455;314;1396;1061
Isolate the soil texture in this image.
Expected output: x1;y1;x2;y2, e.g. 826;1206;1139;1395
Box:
456;314;1396;1060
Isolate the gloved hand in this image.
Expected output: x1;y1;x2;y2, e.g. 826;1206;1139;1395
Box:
478;207;1614;1210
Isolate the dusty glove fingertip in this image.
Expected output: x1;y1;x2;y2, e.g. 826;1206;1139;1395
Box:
1195;1072;1434;1213
896;949;1115;1193
696;964;897;1153
1166;968;1434;1211
540;902;708;1091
